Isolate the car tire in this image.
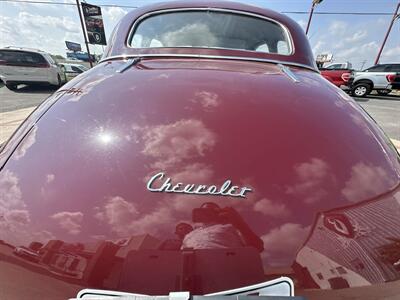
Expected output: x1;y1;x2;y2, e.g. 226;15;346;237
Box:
5;83;18;91
351;83;371;97
377;89;391;96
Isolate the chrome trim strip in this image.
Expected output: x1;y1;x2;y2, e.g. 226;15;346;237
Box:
99;53;318;72
76;288;147;298
278;63;300;83
74;277;294;298
116;57;142;73
205;277;294;296
125;7;295;56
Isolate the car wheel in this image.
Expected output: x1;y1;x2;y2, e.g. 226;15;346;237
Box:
377;89;391;96
351;83;371;97
5;83;18;91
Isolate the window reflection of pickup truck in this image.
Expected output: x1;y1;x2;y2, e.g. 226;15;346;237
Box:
319;62;352;90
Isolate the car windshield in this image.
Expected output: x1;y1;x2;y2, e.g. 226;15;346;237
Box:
129;11;292;55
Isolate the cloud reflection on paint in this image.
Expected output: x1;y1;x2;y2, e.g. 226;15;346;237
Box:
286;158;336;204
51;211;84;235
342;162;396;203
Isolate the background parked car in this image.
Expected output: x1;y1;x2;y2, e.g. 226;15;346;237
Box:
0;47;66;90
59;63;88;81
13;246;40;263
349;63;400;97
319;62;352;89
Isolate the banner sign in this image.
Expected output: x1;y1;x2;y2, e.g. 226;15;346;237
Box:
65;41;82;52
316;53;333;63
81;2;107;45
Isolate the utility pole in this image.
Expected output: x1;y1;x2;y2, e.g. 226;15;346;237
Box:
374;2;400;65
76;0;93;68
306;0;324;35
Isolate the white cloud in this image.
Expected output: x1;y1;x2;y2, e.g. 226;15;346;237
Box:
345;30;367;43
18;11;78;33
382;45;400;61
328;21;347;36
341;162;395;202
336;41;379;60
262;223;310;266
46;174;55;184
296;19;307;31
0;170;23;210
141;119;217;170
95;196;174;237
51;211;83;235
253;198;290;218
312;40;326;55
286;158;335;204
191;91;220;110
311;18;399;69
0;1;125;55
95;196;139;235
13;125;37;160
103;7;128;22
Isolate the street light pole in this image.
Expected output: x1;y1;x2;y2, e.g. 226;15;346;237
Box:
374;2;400;65
306;0;323;35
76;0;93;68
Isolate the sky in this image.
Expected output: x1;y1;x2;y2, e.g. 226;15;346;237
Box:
0;0;399;69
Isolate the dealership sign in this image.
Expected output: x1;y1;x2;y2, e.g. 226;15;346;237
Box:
81;2;107;45
65;41;82;52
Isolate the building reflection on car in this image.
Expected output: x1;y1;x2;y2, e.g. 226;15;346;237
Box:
1;198;400;295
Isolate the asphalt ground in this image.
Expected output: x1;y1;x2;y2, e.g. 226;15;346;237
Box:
0;83;399;145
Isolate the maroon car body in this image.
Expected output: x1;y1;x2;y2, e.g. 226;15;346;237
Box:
1;1;400;299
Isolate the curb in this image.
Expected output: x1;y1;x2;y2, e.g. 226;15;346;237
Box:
0;107;35;144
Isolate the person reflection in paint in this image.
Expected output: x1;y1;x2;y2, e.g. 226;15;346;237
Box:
182;202;264;252
158;222;193;250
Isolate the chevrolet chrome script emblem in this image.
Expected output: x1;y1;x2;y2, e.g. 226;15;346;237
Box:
147;172;252;198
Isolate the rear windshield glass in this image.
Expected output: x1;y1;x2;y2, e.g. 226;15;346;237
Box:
129;11;292;55
0;50;47;66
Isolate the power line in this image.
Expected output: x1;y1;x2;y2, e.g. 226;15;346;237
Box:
0;0;138;8
0;0;395;15
282;11;394;16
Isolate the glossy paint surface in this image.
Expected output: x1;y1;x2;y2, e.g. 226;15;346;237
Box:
1;2;400;300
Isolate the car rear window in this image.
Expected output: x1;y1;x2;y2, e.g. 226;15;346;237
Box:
388;64;400;72
129;10;292;55
0;50;47;66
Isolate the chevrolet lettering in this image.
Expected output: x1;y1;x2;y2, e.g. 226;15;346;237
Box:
147;172;253;198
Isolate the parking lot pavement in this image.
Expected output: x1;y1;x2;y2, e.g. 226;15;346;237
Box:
0;84;54;113
356;94;400;141
0;85;399;149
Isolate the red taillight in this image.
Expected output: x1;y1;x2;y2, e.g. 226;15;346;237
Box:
386;74;396;83
341;72;351;82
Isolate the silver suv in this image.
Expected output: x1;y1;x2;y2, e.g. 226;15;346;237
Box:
349;63;400;97
0;47;65;91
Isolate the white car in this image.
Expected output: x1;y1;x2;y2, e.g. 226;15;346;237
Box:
349;63;400;97
323;62;353;70
0;47;65;91
59;63;88;81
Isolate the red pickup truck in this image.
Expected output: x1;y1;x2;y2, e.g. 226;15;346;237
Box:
319;62;352;89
